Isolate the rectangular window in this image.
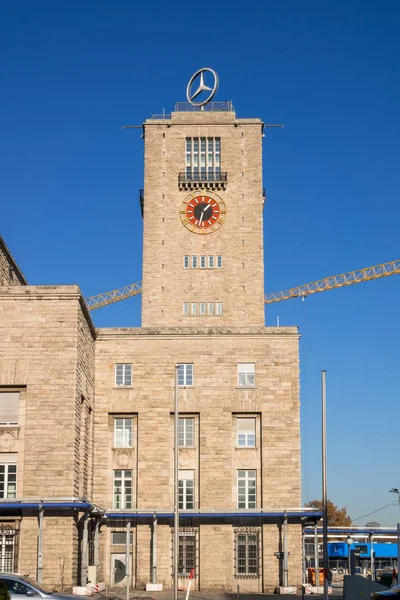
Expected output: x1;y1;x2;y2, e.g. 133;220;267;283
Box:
114;418;133;448
200;256;206;269
0;393;19;425
191;303;197;315
208;256;214;268
113;470;132;509
192;256;197;268
216;303;223;315
186;137;221;181
183;303;190;316
238;363;255;387
115;364;132;387
237;418;256;447
0;460;17;499
208;303;214;315
179;470;194;509
112;531;133;544
179;532;196;576
237;470;256;509
178;364;193;387
183;256;189;269
179;417;194;447
217;256;223;268
199;303;206;316
235;532;259;577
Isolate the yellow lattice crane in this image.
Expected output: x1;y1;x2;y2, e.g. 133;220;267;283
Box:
85;259;400;311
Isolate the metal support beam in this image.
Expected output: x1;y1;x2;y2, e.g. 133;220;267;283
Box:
370;533;374;581
37;504;44;583
314;523;319;586
94;519;100;569
173;365;180;600
81;511;89;586
283;513;288;587
126;521;131;600
322;371;329;600
152;513;157;584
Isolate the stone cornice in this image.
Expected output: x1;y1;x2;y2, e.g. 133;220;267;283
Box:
96;325;299;340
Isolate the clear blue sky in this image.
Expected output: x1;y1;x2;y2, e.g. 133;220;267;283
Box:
2;0;400;526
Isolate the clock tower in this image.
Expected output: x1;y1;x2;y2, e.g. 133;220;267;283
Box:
141;70;265;327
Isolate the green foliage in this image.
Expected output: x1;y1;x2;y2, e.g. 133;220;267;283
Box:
305;499;352;526
0;580;11;600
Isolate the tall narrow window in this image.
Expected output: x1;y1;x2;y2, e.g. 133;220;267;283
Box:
178;532;196;576
192;256;197;268
238;363;255;387
235;531;259;577
114;418;133;448
216;303;223;316
208;303;214;315
179;470;194;509
115;364;132;387
179;417;194;447
183;303;190;316
178;364;193;386
217;256;223;268
208;256;214;268
200;256;206;269
237;470;256;509
183;256;189;269
0;460;17;499
191;303;198;316
199;303;206;316
113;470;132;509
237;418;256;447
186;137;221;180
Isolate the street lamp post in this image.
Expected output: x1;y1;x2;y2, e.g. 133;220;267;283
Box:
389;488;400;583
346;536;354;575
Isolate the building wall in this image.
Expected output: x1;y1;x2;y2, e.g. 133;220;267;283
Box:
0;285;95;587
94;325;301;590
0;236;27;285
142;111;265;328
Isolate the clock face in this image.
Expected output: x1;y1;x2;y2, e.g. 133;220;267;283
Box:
179;190;226;234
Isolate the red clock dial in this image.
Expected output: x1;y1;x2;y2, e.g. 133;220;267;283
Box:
180;190;226;234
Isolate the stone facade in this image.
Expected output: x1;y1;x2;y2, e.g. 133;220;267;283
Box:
0;100;306;592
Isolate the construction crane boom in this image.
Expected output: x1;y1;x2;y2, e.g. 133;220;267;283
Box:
85;260;400;311
264;260;400;304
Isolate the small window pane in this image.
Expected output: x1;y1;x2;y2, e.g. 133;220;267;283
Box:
208;256;214;268
183;256;189;269
199;303;206;316
183;303;189;315
216;303;223;315
192;256;197;268
191;303;197;315
208;303;214;315
178;364;193;387
200;256;206;269
217;256;223;268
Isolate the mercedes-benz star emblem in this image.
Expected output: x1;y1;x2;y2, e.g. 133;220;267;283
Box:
186;68;219;107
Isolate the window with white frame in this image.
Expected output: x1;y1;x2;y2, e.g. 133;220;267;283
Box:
0;456;17;499
238;363;255;387
191;303;197;315
178;364;193;387
199;303;206;316
185;137;221;180
192;256;197;268
183;256;189;269
237;470;256;509
179;470;194;509
216;302;223;315
0;528;16;572
113;470;132;509
114;418;133;448
217;256;223;268
200;256;206;269
179;417;194;447
178;531;197;576
237;418;256;447
235;530;259;577
183;303;190;316
208;303;214;315
208;256;214;268
0;392;19;425
115;364;132;387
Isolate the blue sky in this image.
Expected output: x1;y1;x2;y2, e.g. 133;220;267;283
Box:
1;0;400;526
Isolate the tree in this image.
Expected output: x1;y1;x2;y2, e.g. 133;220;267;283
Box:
365;521;381;528
0;580;10;600
305;499;352;526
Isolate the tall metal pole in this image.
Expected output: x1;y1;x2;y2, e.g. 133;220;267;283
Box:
152;512;157;584
370;533;375;581
174;365;180;600
82;511;89;586
322;370;329;600
37;505;44;583
283;513;288;587
126;520;131;600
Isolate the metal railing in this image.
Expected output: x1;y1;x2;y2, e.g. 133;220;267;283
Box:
178;171;227;183
175;101;234;112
